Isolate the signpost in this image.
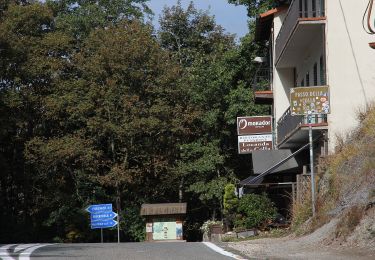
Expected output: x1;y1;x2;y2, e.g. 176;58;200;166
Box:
290;85;330;216
238;134;273;154
290;86;330;116
237;116;272;135
237;116;273;154
86;204;118;243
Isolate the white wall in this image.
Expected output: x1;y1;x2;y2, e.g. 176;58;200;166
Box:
326;0;375;152
273;11;292;126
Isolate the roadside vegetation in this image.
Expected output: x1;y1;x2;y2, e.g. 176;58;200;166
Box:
0;0;273;243
291;105;375;245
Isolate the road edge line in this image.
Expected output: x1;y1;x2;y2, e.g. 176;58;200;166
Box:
19;244;53;260
202;242;247;260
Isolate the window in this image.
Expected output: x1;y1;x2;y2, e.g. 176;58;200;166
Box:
313;62;318;86
312;0;316;17
306;72;310;86
320;56;326;85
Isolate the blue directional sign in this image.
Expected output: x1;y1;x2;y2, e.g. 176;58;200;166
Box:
91;219;118;229
86;204;112;214
86;203;118;230
90;212;118;222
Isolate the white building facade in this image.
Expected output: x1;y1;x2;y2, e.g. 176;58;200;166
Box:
255;0;375;154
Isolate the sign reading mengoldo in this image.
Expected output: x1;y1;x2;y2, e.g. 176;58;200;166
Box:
290;86;330;116
238;134;273;154
237;116;272;135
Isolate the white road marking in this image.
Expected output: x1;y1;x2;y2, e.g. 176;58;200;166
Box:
202;242;247;260
19;244;52;260
0;244;16;260
14;244;39;253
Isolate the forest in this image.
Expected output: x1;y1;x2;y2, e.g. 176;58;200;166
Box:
0;0;275;242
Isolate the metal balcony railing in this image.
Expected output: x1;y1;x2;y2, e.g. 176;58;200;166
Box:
277;106;327;144
252;68;271;92
275;0;325;62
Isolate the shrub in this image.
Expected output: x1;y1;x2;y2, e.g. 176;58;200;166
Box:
223;183;238;229
235;193;277;229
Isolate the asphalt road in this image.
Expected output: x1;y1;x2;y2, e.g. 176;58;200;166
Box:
0;242;244;260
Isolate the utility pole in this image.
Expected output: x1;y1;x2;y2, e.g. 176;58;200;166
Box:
308;113;316;216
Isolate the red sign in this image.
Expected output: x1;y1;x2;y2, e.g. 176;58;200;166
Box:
237;116;272;135
238;135;273;154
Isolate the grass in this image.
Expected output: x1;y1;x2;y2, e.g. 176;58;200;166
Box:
334;205;364;239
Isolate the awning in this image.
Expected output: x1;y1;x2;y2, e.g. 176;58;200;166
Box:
240;141;312;185
140;203;187;216
252;150;298;175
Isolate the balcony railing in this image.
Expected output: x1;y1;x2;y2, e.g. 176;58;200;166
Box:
277;106;327;144
275;0;325;62
252;68;271;92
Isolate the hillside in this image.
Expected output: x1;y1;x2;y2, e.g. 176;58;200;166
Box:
227;107;375;259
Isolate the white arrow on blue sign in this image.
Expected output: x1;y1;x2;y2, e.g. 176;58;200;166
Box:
90;211;118;222
91;219;118;229
86;204;112;214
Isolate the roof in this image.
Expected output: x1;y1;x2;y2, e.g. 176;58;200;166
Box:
140;203;187;216
255;6;288;42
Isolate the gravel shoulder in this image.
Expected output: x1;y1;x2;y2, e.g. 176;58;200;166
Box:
225;214;375;260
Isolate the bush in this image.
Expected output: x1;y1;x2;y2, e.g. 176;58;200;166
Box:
223;183;238;229
235;193;277;229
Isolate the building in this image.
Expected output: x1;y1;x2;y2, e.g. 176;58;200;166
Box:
241;0;375;214
140;203;186;242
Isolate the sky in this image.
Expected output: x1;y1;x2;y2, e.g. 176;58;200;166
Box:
147;0;249;39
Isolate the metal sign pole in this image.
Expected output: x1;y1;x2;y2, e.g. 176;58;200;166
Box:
308;114;316;216
101;228;103;243
117;211;120;243
116;195;120;243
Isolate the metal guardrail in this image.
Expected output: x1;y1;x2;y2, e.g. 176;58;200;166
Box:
275;0;325;62
277;106;327;144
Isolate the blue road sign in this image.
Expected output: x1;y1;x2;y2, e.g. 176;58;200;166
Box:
86;204;112;214
91;219;118;229
90;211;117;222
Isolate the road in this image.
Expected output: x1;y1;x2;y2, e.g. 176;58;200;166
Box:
0;242;246;260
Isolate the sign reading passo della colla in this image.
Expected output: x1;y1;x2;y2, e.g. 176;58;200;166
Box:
290;86;330;115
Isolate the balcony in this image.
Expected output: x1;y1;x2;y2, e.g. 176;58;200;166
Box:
277;107;328;148
275;0;326;68
253;68;273;105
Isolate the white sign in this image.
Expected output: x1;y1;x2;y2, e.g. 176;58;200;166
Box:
238;134;273;154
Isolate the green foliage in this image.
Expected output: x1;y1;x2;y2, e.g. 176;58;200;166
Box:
121;205;146;242
223;183;238;229
235;193;277;229
223;184;238;215
0;0;274;242
228;0;275;18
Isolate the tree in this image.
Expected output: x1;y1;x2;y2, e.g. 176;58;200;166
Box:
235;193;277;229
47;0;151;40
25;20;183;241
228;0;275;18
223;183;239;229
